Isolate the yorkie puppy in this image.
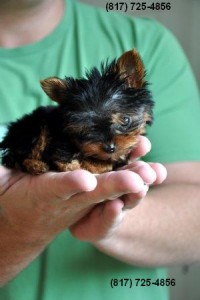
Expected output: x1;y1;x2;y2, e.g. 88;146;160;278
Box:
0;49;154;175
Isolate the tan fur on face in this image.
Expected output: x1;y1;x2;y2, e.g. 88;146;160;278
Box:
114;133;138;152
144;111;152;123
112;112;148;129
81;126;144;162
81;142;105;158
112;113;123;125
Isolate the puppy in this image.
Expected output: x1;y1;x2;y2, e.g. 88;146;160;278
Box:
0;49;154;174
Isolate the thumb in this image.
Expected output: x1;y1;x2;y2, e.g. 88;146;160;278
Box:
32;170;97;201
70;199;124;241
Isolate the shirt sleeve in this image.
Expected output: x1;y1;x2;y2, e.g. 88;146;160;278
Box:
141;21;200;163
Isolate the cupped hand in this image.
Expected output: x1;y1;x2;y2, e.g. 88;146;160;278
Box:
0;160;150;242
0;167;98;241
0;136;166;285
70;136;167;242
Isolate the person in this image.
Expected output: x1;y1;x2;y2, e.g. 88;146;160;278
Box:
0;0;200;300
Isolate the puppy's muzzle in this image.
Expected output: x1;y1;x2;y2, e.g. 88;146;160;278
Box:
103;143;116;153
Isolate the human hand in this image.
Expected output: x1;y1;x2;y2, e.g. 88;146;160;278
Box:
0;144;159;284
0;167;96;284
0;167;97;242
0;154;151;242
70;136;167;242
0;136;166;246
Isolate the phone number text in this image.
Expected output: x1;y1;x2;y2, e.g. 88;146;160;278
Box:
106;2;171;12
110;278;176;288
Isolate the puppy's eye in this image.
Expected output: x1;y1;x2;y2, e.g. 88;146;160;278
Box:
121;116;131;127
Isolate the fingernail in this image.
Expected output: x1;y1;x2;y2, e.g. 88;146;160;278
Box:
143;183;149;192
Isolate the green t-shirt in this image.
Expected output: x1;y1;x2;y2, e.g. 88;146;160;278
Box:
0;0;200;299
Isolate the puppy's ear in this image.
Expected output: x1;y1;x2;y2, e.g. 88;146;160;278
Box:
40;77;67;104
116;49;145;88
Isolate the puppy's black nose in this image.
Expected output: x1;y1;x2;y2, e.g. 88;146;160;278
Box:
104;143;116;153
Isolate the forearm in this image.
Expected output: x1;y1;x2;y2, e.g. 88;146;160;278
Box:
95;183;200;267
0;217;55;287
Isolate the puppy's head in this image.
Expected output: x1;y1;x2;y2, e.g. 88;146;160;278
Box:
40;49;154;162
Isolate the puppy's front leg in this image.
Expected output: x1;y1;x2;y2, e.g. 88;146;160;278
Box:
80;160;113;174
54;160;81;172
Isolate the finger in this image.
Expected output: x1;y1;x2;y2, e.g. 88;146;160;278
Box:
129;135;151;160
70;170;145;205
33;169;97;201
122;184;149;209
119;161;156;185
99;199;125;236
149;163;167;184
122;164;167;208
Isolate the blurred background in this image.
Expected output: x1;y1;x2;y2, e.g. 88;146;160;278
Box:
80;1;200;299
81;0;200;86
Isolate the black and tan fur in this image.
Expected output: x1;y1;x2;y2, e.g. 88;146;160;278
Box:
0;49;154;174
